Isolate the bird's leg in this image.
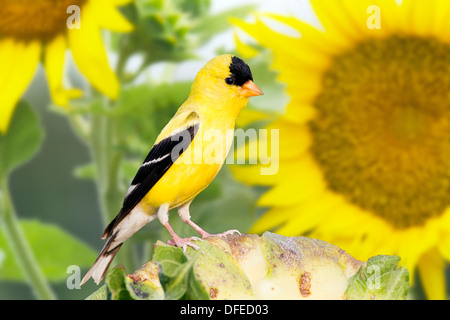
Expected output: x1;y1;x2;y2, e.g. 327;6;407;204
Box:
178;201;211;238
178;202;240;238
157;203;199;251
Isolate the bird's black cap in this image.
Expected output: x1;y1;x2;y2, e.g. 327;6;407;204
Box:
228;56;253;86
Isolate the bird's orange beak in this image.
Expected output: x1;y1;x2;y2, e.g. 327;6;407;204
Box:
239;80;263;97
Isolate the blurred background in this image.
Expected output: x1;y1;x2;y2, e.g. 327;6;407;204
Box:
0;0;446;299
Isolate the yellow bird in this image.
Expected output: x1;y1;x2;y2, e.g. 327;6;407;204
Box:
81;54;263;285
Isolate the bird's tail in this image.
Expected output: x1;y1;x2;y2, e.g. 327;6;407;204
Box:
81;206;157;285
80;235;122;285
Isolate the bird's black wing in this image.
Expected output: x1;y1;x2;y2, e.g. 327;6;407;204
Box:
102;122;200;239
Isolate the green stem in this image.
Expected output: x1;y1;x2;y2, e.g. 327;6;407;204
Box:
90;110;136;272
0;180;56;300
83;43;145;273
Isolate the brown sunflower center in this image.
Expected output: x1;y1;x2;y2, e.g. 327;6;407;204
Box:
310;35;450;228
0;0;86;41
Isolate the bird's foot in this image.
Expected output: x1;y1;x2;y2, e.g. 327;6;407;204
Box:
167;236;201;252
203;229;241;239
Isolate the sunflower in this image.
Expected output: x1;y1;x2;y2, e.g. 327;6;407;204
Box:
232;0;450;299
0;0;133;133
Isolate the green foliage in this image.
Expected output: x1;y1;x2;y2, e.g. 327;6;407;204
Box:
154;244;209;300
115;0;255;73
87;244;208;300
114;82;192;157
0;250;4;271
104;267;134;300
0;220;96;282
0;101;43;181
345;255;410;300
190;4;256;44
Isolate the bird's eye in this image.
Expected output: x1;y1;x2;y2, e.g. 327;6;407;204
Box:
225;77;234;85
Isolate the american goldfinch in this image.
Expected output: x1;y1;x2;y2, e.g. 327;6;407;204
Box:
81;54;263;285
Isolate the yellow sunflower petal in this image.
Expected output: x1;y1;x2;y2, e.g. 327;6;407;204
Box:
430;0;450;42
91;1;134;32
310;0;363;43
100;0;133;5
234;138;259;164
68;1;119;99
262;13;350;55
417;248;446;300
232;159;311;187
277;64;325;100
342;0;400;38
393;223;439;282
310;202;387;259
0;38;16;90
44;34;66;105
437;210;450;261
402;0;439;36
234;32;259;59
230;164;274;186
249;206;297;234
283;104;317;124
232;16;330;71
256;175;322;208
230;16;290;49
45;34;82;107
235;108;274;128
438;233;450;262
313;201;373;236
0;39;40;133
272;120;312;160
276;191;343;236
234;119;311;164
400;0;450;39
257;155;326;207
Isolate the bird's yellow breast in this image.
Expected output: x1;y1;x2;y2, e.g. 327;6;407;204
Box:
142;116;235;210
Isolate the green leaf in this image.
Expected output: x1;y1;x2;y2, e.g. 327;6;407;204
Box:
73;163;96;180
115;82;191;156
178;0;211;17
153;244;188;299
153;244;187;277
0;101;43;181
85;284;108;300
105;266;133;300
0;249;4;271
345;255;409;300
0;220;97;282
153;243;209;300
192;5;256;44
161;259;193;300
